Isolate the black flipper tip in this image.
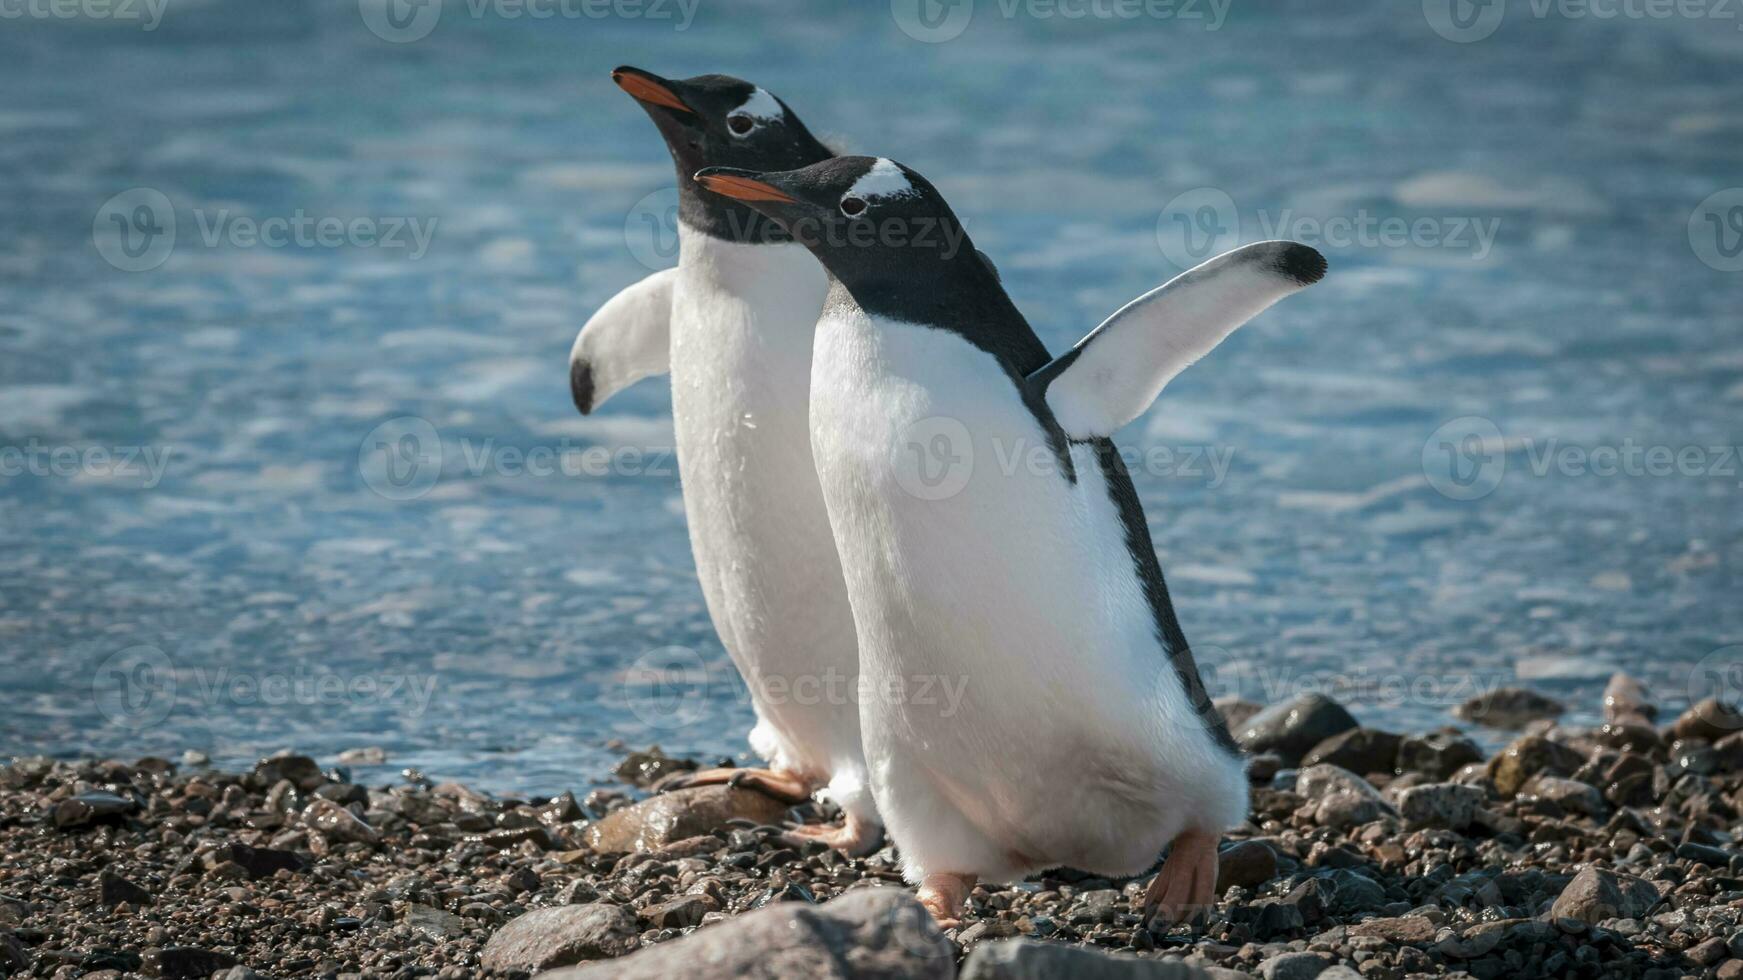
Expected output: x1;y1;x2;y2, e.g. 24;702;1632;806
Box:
1274;243;1328;286
569;358;595;416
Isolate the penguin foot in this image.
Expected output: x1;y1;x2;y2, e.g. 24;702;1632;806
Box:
779;811;885;857
651;766;814;805
1141;830;1219;928
916;872;977;929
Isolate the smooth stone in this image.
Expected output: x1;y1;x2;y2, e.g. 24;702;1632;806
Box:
1672;698;1743;743
1217;840;1279;895
302;799;379;845
1256;951;1328;980
582;786;790;854
534;887;951;980
1215;697;1265;737
1522;775;1606;817
1453;687;1565;730
1485;734;1585;797
1295;764;1384;803
1236;695;1359;766
1301;729;1402;777
1395;731;1483;779
1603;672;1656;725
482;904;641;972
1396;783;1484;830
1547;868;1661;925
404;904;469;939
1349;914;1436;944
961;937;1216;978
98;870;151;908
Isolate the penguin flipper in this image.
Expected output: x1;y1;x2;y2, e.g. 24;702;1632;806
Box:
568;267;678;415
1026;241;1325;440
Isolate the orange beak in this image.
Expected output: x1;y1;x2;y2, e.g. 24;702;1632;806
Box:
612;68;692;114
694;173;797;204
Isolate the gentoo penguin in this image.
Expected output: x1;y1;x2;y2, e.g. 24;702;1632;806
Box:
695;157;1326;924
569;69;880;853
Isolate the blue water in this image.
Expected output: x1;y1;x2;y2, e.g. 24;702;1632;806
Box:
2;0;1740;793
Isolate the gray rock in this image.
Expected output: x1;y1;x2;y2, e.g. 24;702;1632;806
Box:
1396;783;1484;830
1547;868;1661;925
1453;687;1565;729
482;903;640;972
1523;775;1605;816
1295;764;1383;803
960;937;1214;978
1215;697;1265;736
52;791;136;829
1257;951;1327;980
1314;792;1386;830
302;799;379;845
404;903;469;939
1236;695;1359;766
534;887;951;980
1349;915;1436;944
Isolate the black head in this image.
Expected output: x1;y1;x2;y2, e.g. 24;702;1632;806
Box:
613;66;834;244
694;156;990;300
696;156;1042;373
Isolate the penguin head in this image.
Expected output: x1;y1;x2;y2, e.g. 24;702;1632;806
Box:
614;67;834;242
694;156;986;291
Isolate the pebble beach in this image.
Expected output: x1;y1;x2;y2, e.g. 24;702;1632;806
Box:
7;676;1743;980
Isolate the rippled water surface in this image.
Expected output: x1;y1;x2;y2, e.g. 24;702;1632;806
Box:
2;0;1740;792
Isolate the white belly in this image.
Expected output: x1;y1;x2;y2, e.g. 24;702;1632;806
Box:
809;308;1246;882
666;232;869;814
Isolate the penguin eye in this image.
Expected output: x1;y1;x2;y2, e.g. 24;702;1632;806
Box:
726;114;755;136
840;196;867;217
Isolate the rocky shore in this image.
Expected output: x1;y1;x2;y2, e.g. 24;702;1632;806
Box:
5;676;1743;979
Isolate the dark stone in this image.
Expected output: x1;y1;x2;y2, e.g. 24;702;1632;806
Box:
1217;840;1278;895
1486;735;1584;797
52;792;137;829
1236;695;1360;766
146;947;240;979
1396;731;1483;779
250;754;325;792
1453;687;1565;730
640;896;714;930
1301;729;1403;777
1547;868;1661;924
204;844;306;879
98;871;151;908
613;747;698;788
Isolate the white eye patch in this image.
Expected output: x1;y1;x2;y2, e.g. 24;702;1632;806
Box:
847;158;919;202
732;88;785;123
